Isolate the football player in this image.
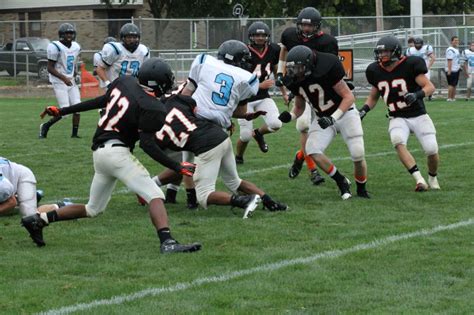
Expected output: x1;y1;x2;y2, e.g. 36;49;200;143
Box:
40;23;81;139
405;37;436;100
462;41;474;100
277;7;338;185
24;59;202;254
234;21;286;164
93;36;116;93
96;23;150;87
281;45;369;200
0;157;70;246
138;60;287;217
445;36;462;101
360;35;439;191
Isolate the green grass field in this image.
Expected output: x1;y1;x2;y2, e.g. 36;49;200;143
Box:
0;97;473;314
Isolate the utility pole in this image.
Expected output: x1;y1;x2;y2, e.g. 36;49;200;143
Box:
375;0;383;31
410;0;423;34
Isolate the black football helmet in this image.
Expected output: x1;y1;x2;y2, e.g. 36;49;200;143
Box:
120;23;140;52
58;23;76;41
138;57;175;97
217;40;252;71
248;21;270;48
283;45;315;86
103;36;116;45
296;7;322;39
414;37;424;49
374;36;402;66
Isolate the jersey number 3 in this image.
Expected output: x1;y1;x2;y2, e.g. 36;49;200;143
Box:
378;79;409;112
212;73;234;106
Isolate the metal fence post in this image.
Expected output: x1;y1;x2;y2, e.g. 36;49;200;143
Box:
12;21;16;79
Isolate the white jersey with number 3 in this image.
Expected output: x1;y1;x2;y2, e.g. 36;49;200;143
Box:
98;42;150;82
47;41;81;84
187;54;259;129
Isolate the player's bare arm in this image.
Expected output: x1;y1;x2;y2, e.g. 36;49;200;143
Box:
96;66;109;85
292;95;306;118
47;60;72;86
0;195;17;214
414;73;435;96
332;79;355;112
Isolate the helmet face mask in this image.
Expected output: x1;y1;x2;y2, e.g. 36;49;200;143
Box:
296;7;322;39
217;40;253;71
374;36;402;66
414;37;423;50
120;23;141;52
138;58;175;97
283;45;314;86
248;21;270;48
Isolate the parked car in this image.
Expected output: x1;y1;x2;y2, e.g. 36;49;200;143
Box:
0;37;50;81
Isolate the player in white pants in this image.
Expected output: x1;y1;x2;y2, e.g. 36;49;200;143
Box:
40;23;81;139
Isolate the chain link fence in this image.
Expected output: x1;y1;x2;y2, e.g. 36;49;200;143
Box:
1;15;474;96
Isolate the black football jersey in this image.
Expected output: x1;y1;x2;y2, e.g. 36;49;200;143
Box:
280;27;339;56
286;52;345;116
247;42;280;101
366;56;428;118
141;94;228;155
92;76;167;151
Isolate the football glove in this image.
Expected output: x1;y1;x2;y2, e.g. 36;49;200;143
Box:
318;116;335;129
179;162;196;177
40;106;61;119
275;73;284;87
245;110;267;121
404;90;425;105
358;104;371;121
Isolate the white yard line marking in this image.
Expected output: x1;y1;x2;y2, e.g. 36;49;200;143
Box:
39;218;474;315
41;141;473;204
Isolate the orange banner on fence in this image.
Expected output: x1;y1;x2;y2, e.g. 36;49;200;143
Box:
80;63;100;99
338;49;353;81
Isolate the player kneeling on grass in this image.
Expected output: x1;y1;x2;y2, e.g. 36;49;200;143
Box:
22;58;201;254
361;35;440;192
134;58;288;218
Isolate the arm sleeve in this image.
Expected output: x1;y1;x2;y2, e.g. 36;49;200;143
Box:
413;58;428;76
239;74;259;100
365;65;375;86
188;54;205;85
99;43;120;67
47;43;60;61
328;59;346;86
139;132;181;172
60;95;108;115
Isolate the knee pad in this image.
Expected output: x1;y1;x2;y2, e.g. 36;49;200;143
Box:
267;118;282;133
390;128;406;147
296;116;309;133
239;127;253;143
422;134;438;156
85;204;103;217
348;139;365;162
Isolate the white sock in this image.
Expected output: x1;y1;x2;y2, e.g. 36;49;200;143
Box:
39;212;49;224
167;184;180;191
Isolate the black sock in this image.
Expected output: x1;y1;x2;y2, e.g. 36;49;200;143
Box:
72;125;79;137
408;165;419;174
157;227;173;243
165;189;177;203
186;188;196;203
428;172;437;177
45;116;62;128
331;170;345;183
46;210;59;223
356;181;367;192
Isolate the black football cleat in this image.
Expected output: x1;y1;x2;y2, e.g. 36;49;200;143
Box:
253;129;268;153
21;214;48;247
71;134;81;138
337;177;352;200
289;153;304;179
160;239;202;254
310;169;325;185
357;189;371;199
235;155;244;164
262;194;288;211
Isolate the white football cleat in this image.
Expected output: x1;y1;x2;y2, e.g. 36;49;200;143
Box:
415;179;429;192
243;195;261;219
428;176;440;190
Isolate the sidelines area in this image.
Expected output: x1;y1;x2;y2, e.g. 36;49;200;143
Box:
40;141;474;203
39;218;474;315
